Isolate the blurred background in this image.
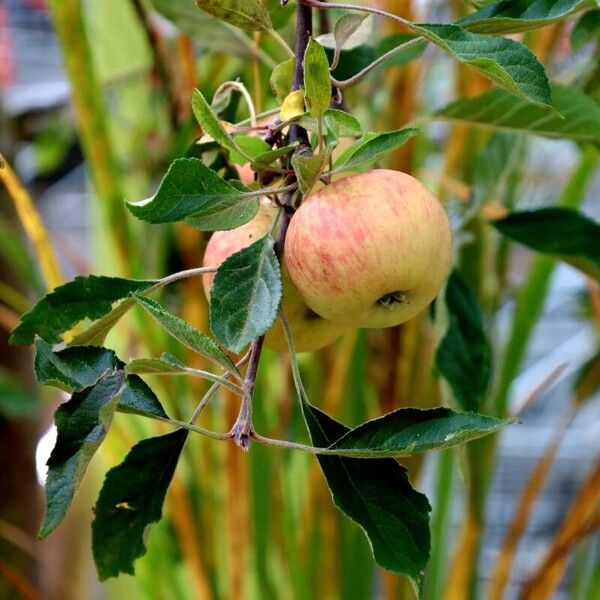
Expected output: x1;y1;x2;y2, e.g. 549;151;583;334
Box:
0;0;599;599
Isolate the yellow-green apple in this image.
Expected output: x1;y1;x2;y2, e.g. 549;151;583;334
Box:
284;169;452;328
202;198;348;352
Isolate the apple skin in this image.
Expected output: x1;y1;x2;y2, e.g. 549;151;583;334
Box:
284;169;452;329
202;199;348;352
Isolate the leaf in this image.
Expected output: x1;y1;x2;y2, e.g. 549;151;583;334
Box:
195;0;272;32
291;153;326;194
127;158;257;230
125;356;189;376
210;236;282;353
491;208;600;281
414;23;552;108
35;339;120;392
39;371;125;538
297;109;363;138
571;8;600;49
280;90;306;121
434;83;600;143
0;368;40;419
192;88;236;152
332;14;370;68
92;429;188;579
230;135;271;165
376;33;427;67
435;271;492;412
119;375;169;419
458;0;595;34
327;407;507;458
134;296;237;372
150;0;267;62
10;276;157;346
303;39;332;118
301;401;431;589
70;297;138;346
252;143;299;170
335;128;419;171
270;58;294;103
574;350;600;406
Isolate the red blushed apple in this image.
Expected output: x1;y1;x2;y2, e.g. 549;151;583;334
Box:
202;199;348;352
284;169;452;329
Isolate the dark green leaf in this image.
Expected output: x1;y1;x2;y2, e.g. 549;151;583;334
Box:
0;368;40;419
434;83;600;143
92;429;188;579
571;9;600;49
415;23;552;108
127;158;257;230
328;407;504;457
376;33;427;67
134;296;237;372
10;276;157;346
210;236;281;353
301;401;431;590
195;0;272;31
458;0;594;34
291;153;326;194
574;350;600;406
491;208;600;280
270;58;294;103
34;339;120;392
472;133;518;205
435;271;492;412
304;39;332;119
39;371;125;538
335;128;419;171
119;375;169;419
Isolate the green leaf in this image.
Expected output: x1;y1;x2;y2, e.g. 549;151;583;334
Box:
127;158;257;230
270;58;294;103
376;33;427;67
471;133;517;205
458;0;595;34
230;135;271;165
435;271;492;412
414;23;552;108
192;88;236;152
39;371;125;538
125;355;189;376
92;429;188;579
301;401;431;590
70;297;138;346
297;109;363;138
10;276;157;346
335;128;420;171
210;236;282;353
195;0;272;31
119;375;169;419
332;14;370;65
35;339;120;392
252;143;299;170
291;153;326;194
0;368;40;419
150;0;270;62
434;83;600;143
491;208;600;281
571;9;600;49
303;39;332;118
328;407;506;457
134;296;237;372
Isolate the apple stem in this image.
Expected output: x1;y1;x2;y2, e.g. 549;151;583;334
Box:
230;336;264;450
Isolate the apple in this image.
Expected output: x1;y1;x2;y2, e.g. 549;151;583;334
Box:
284;169;452;328
202;198;348;352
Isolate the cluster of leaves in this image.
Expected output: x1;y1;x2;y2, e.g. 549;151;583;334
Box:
11;0;600;592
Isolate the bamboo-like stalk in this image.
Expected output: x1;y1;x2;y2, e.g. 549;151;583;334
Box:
47;0;132;273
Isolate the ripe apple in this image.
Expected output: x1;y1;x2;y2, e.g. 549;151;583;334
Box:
284;169;452;328
202;199;348;352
